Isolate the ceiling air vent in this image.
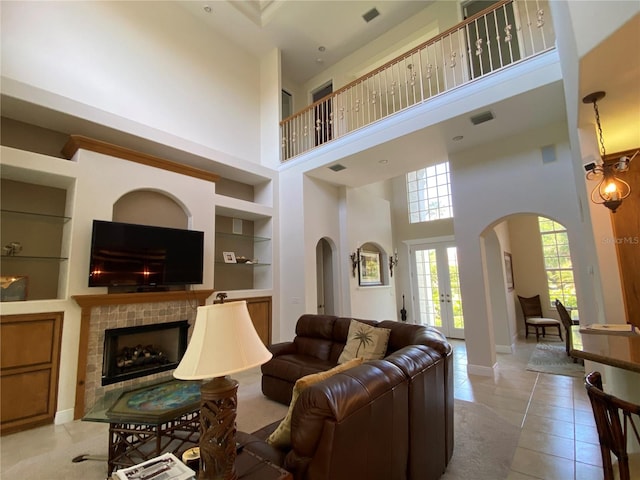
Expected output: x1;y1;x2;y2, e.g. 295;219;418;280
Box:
328;164;346;172
470;111;494;125
362;8;380;23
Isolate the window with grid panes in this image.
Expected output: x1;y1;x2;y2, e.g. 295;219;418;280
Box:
538;217;578;315
407;162;453;223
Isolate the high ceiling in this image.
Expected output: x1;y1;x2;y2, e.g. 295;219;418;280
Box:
177;0;433;84
2;2;637;188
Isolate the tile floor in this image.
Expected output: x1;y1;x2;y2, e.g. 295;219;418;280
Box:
449;338;602;480
0;337;603;480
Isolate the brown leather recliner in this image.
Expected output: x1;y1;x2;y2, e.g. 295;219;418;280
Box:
251;314;453;480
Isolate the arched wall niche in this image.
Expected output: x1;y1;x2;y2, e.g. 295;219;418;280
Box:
358;241;392;286
113;189;189;228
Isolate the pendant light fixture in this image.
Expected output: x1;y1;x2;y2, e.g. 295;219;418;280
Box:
582;91;636;213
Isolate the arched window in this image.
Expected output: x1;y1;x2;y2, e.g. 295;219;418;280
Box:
538;217;577;316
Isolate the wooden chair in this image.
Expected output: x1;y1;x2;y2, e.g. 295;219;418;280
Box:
554;299;580;360
517;295;563;341
585;371;640;480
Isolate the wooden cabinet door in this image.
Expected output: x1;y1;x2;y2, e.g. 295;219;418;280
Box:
1;312;63;435
609;151;639;327
241;296;272;346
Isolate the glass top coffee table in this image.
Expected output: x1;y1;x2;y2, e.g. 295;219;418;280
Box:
83;378;202;475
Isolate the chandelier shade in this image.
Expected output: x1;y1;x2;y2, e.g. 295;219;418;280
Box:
582;91;636;213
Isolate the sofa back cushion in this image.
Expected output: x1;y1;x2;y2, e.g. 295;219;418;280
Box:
286;360;409;480
293;315;337;361
379;320;451;356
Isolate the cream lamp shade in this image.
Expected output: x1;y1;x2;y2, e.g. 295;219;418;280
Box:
174;301;272;380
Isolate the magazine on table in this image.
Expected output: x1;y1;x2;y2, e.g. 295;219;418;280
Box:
112;452;196;480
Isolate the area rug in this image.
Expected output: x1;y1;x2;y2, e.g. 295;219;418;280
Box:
526;343;585;377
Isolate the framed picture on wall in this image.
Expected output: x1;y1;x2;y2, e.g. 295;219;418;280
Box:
504;252;514;291
359;250;382;286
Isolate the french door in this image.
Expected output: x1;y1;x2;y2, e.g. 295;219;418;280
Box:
410;241;465;339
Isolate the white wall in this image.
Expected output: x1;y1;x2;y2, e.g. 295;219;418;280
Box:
303;177;344;315
1;1;261;165
487;222;514;352
261;48;283;170
345;188;397;320
277;168;307;339
300;1;460;98
276;169;398;338
451;123;597;374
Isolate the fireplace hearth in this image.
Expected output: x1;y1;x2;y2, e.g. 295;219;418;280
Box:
102;320;189;385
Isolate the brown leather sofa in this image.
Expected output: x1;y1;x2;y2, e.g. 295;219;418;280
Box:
241;314;454;480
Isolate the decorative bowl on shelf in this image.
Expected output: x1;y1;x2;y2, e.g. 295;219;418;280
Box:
236;257;258;264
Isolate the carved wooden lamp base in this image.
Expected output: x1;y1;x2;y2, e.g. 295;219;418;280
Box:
198;376;239;480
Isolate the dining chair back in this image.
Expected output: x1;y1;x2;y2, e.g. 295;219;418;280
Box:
517;295;562;341
554;299;579;360
585;371;640;480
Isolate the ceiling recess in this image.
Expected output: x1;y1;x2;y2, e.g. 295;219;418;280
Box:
362;8;380;23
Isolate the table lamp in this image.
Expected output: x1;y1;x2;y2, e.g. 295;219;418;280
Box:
173;301;272;480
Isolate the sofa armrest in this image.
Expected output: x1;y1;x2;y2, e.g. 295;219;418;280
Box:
269;341;298;357
285;361;408;480
237;428;287;467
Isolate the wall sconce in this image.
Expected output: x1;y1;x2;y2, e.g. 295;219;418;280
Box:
583;91;637;213
389;250;399;277
350;249;360;277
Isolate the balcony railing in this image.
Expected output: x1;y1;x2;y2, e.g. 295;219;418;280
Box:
280;0;555;162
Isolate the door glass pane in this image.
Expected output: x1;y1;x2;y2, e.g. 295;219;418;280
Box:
447;247;465;330
416;249;441;327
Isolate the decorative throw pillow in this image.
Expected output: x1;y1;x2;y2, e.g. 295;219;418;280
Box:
266;357;364;449
337;320;391;364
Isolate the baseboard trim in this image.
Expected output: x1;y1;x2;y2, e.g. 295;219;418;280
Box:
495;344;513;354
467;363;497;376
55;408;75;425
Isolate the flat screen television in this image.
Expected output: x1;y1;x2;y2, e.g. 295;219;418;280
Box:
89;220;204;288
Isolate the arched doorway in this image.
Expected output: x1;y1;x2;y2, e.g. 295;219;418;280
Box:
481;213;579;352
316;237;336;315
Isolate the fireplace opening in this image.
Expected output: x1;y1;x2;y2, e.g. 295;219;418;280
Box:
102;320;189;386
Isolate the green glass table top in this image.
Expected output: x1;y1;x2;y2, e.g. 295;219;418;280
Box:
84;378;201;425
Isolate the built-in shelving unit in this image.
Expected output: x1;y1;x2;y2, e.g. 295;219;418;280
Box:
214;187;273;293
214;215;272;291
0;180;72;301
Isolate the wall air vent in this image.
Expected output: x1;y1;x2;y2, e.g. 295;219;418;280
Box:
328;164;347;172
470;111;495;125
362;8;380;23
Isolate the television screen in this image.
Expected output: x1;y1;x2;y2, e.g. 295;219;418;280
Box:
89;220;204;288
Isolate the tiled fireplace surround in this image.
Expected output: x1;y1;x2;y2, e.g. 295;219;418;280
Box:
72;290;214;418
